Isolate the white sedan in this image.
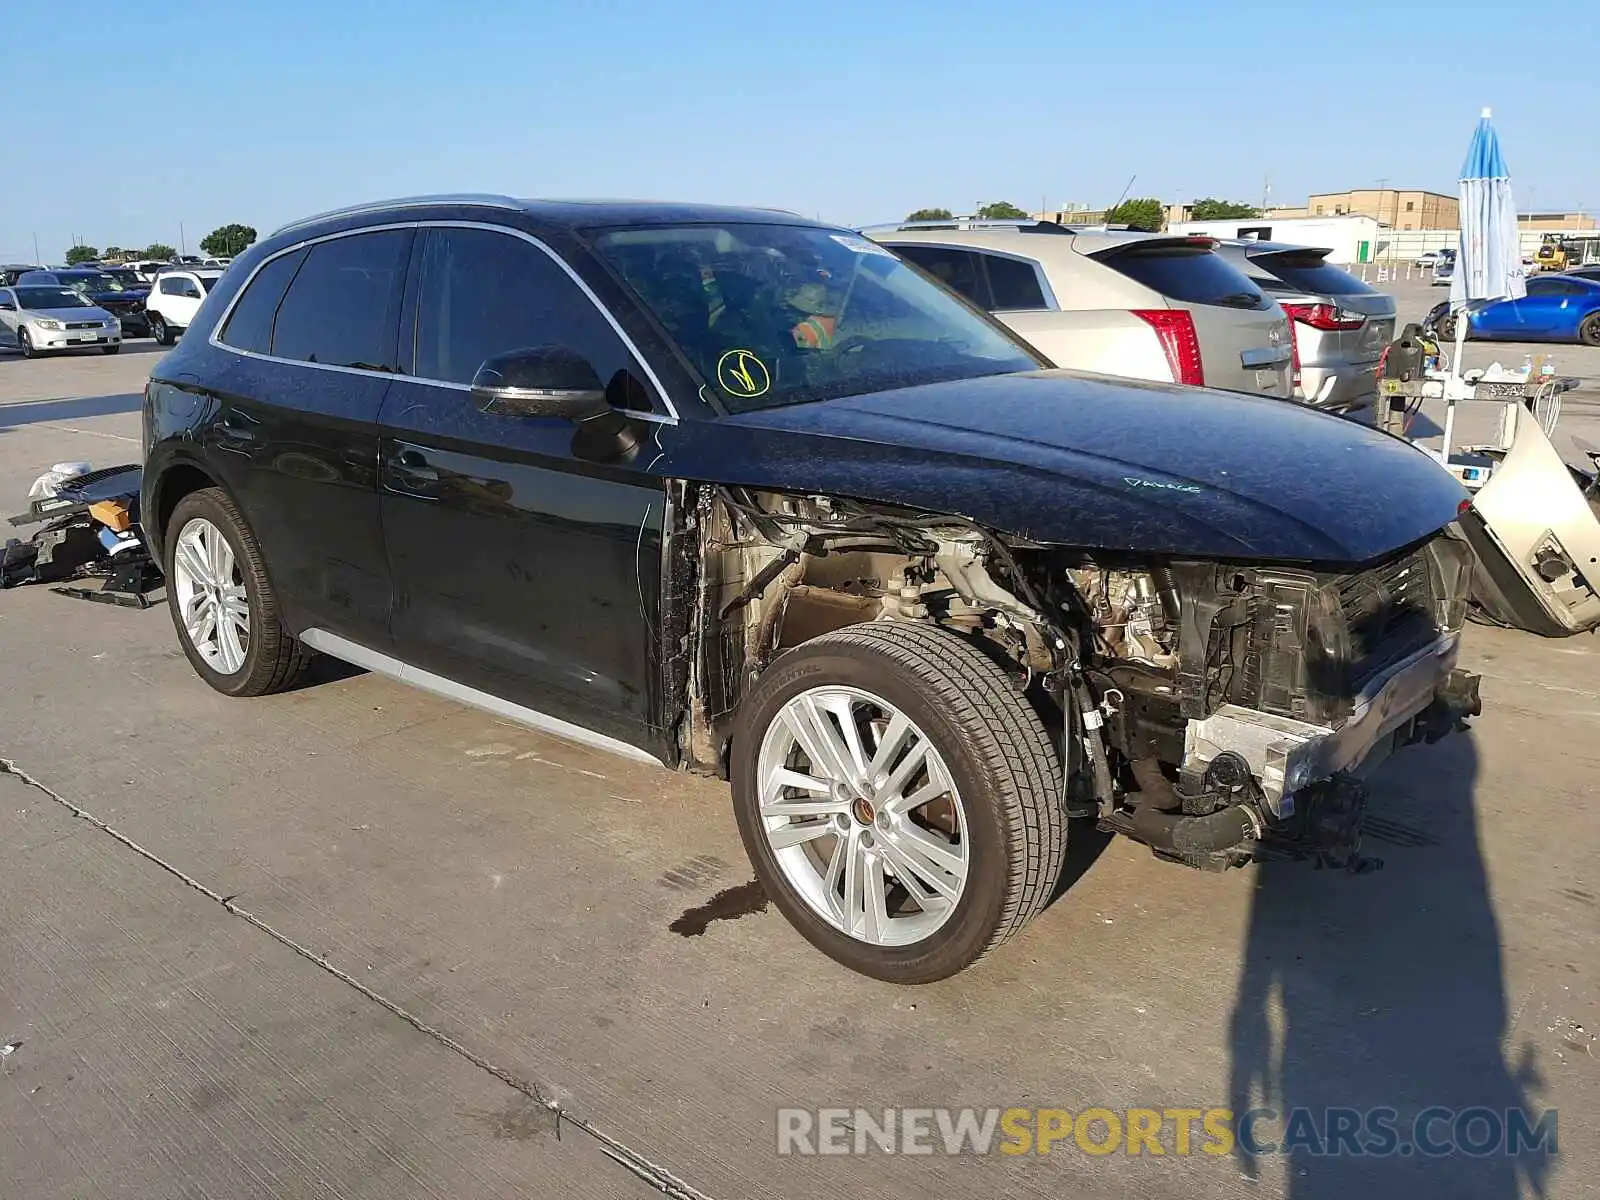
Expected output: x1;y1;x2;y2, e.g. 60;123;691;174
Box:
0;284;122;357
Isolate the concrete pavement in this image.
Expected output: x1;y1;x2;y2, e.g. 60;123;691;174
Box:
1;341;1595;1199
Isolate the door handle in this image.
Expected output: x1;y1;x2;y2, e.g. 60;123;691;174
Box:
388;448;439;484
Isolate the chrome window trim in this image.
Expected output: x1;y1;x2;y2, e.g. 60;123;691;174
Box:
208;218;680;425
298;627;665;767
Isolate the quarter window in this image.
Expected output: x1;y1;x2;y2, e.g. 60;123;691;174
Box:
409;227;641;399
980;253;1048;310
271;230;410;371
219;248;306;354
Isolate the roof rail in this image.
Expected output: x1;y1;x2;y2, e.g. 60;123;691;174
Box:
270;194;524;237
857;218;1072;235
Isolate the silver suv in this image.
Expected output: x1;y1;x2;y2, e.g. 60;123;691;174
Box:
868;220;1292;398
1212;241;1396;413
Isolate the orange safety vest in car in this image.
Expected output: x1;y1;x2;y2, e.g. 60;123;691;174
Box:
791;314;837;349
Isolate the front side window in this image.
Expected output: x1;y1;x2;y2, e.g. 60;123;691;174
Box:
593;224;1037;412
271;230;410;370
409;227;639;397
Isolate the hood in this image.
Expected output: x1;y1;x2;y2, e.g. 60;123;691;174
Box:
661;370;1467;564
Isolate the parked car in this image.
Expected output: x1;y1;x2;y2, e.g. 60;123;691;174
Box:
15;268;149;336
141;196;1479;982
0;264;42;287
125;259;171;283
866;220;1293;399
1212;241;1396;412
0;284;122;356
1414;250;1446;269
1566;264;1600;282
144;267;224;344
201;256;233;267
1425;274;1600;345
1430;249;1458;286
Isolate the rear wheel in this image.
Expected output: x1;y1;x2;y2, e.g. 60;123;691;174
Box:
1580;313;1600;347
149;312;173;346
164;488;313;697
732;621;1066;983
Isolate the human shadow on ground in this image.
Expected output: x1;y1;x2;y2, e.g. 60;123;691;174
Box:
1227;732;1552;1197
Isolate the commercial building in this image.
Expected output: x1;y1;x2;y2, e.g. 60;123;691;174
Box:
1305;189;1459;230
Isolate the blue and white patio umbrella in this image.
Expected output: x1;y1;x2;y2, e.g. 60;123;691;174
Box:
1438;107;1526;464
1450;107;1525;316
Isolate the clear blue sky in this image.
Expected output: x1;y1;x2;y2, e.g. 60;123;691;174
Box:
6;0;1596;262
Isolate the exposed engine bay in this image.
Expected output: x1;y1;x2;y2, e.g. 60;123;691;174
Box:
671;484;1482;872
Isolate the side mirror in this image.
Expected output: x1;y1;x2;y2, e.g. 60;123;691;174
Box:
471;346;610;421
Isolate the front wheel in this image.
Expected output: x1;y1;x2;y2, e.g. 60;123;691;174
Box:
731;621;1067;983
1436;313;1459;341
164;487;313;697
1580;313;1600;347
18;327;38;358
101;345;121;355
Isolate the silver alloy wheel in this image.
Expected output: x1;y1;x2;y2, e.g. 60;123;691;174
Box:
755;685;970;947
171;516;250;674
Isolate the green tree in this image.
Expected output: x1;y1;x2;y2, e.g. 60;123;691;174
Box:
1189;198;1261;220
200;223;258;258
976;200;1030;220
145;243;177;260
1104;197;1166;232
905;207;953;222
64;245;100;265
103;245;126;262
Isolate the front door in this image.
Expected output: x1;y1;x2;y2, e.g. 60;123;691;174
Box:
0;289;18;346
377;224;669;753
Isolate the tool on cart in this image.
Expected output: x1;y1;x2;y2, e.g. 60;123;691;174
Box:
4;464;162;607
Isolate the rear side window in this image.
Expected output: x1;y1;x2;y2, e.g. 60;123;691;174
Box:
271;230;410;370
219;248;306;354
980;253;1048;311
1096;244;1270;310
409;226;638;394
890;245;989;308
1253;253;1376;297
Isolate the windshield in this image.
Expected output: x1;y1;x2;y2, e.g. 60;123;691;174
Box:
15;287;92;310
63;272;124;294
592;223;1039;412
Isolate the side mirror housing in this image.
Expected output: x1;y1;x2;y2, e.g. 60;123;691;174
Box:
471;347;610;421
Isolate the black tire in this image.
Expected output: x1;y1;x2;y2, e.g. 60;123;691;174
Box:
149;312;173;346
731;621;1067;983
18;327;38;358
1436;313;1459;341
164;487;314;697
101;345;121;355
1580;313;1600;347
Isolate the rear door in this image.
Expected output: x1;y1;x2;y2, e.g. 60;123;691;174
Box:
208;228;410;645
1091;239;1292;397
377;223;668;754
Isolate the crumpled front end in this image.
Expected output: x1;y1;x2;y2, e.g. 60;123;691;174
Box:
1081;532;1481;870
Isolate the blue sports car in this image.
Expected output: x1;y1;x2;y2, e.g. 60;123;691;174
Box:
1427;274;1600;346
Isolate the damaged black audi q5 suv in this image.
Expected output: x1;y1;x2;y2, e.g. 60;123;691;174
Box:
141;197;1481;982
